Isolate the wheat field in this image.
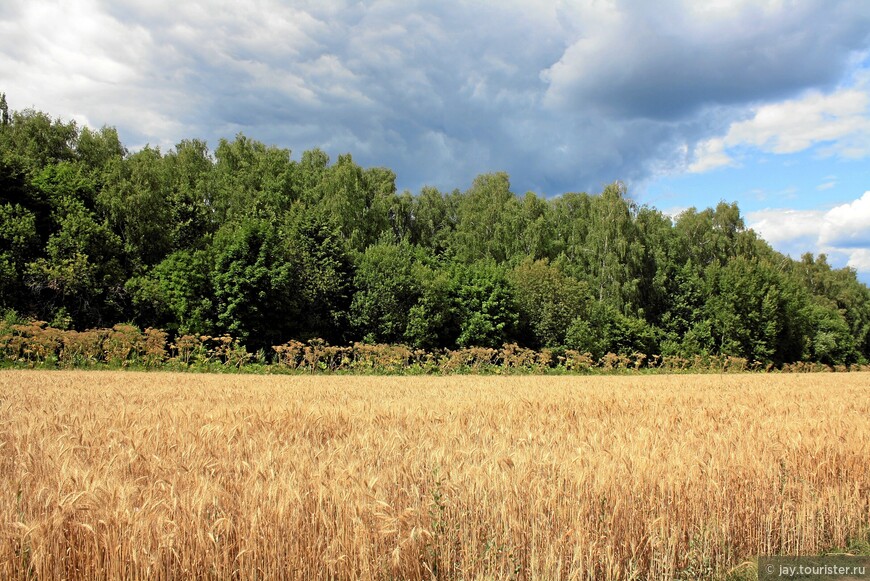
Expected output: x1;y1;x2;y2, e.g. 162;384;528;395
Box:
1;370;868;580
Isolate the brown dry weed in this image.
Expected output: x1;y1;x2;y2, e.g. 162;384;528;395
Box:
1;370;868;580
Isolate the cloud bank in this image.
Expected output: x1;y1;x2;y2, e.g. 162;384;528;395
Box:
1;0;869;195
748;191;870;275
690;86;870;172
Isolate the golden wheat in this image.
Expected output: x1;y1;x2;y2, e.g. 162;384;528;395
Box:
1;370;868;580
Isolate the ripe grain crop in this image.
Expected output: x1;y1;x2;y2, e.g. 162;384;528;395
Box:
1;371;868;580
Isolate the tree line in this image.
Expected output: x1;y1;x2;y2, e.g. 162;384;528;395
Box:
1;95;869;366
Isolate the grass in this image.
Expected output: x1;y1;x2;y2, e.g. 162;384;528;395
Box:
1;370;868;579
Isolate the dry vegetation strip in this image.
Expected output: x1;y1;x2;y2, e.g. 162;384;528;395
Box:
1;371;868;580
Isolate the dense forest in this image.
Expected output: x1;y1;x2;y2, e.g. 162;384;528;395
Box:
1;95;869;366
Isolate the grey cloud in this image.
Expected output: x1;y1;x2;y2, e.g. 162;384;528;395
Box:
543;1;870;120
2;0;869;197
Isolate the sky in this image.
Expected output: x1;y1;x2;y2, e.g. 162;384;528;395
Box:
2;0;870;281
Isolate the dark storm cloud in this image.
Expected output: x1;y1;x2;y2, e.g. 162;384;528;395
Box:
543;1;870;120
2;0;869;195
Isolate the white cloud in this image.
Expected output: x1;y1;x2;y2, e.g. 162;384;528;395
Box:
725;89;870;155
689;87;870;172
687;138;734;173
747;208;824;245
0;0;192;149
747;191;870;276
847;248;870;271
661;206;690;221
819;191;870;248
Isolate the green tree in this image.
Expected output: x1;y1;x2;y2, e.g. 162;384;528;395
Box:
701;256;807;363
1;148;54;244
76;125;126;175
98;146;172;270
585;182;642;310
0;203;38;308
518;192;555;261
295;148;330;204
405;260;459;349
282;211;354;343
314;154;396;251
212;134;296;223
566;302;658;359
164;139;215;250
32;161;97;210
805;301;855;365
453;261;518;348
509;258;589;348
0;108;77;171
211;213;353;350
0;93;10;126
409;186;458;253
632;206;675;326
126;249;216;335
24;198;125;326
549;191;593;264
794;253;870;362
451;172;522;263
350;239;422;343
211;219;295;350
672;202;756;268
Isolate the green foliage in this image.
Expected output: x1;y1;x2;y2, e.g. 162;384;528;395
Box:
164;139;215;250
208;212;353;352
453;261;518;348
0;108;77;170
211;218;296;350
24;197;125;327
451;172;522;263
405;261;459;349
350;239;422;343
126;249;215;335
701;256;807;364
280;211;354;343
31;161;97;210
0;98;869;366
0;93;9;126
408;186;457;253
212;134;296;223
307;153;397;252
565;302;658;359
510;258;588;348
76;125;126;174
0;203;39;302
97;147;172;269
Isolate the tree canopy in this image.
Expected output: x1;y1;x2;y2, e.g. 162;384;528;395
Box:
2;97;869;364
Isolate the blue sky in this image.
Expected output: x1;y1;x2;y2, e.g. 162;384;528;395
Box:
2;0;870;281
